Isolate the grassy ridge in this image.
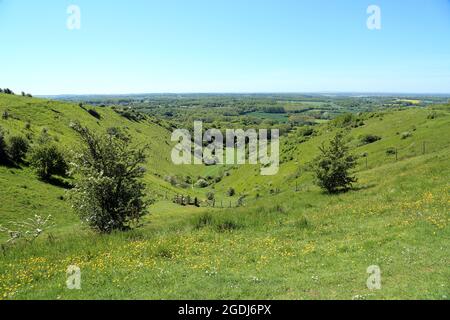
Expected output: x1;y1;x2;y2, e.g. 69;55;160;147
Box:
0;94;449;299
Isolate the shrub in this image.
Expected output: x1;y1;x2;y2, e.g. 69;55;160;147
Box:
427;111;437;120
386;148;396;156
206;192;215;201
227;187;236;197
0;127;8;164
401;132;412;140
68;123;150;233
359;134;381;145
194;178;209;188
312;132;357;193
30;144;68;180
298;127;314;137
332;113;361;128
7;135;29;163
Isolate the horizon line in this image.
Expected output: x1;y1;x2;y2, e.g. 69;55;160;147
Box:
37;91;450;97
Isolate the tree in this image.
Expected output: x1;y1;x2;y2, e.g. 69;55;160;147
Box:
7;136;29;163
69;123;150;233
227;187;236;197
30;144;68;180
312;132;357;193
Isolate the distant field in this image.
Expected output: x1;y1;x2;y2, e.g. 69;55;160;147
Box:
247;112;289;123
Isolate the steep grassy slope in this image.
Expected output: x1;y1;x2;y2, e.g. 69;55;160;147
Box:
0;95;448;300
0;94;215;236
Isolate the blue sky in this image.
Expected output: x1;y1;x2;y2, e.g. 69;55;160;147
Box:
0;0;449;94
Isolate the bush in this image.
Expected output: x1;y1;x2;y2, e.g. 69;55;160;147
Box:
360;134;381;145
194;178;209;188
0;127;8;164
206;192;215;201
7;135;29;163
227;187;236;197
30;144;68;180
312;132;357;193
386;148;396;156
68;123;150;233
401;132;412;140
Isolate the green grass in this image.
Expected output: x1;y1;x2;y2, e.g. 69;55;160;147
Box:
0;94;449;300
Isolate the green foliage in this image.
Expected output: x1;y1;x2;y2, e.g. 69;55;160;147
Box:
194;178;209;188
226;187;236;197
312;132;357;193
332;113;364;128
386;147;397;156
359;134;382;145
30;144;68;180
0;127;8;164
401;131;413;139
68;123;150;233
7;135;29;163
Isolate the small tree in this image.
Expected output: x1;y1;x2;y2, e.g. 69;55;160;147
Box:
30;144;68;180
227;187;236;197
69;123;150;233
7;136;29;163
312;132;357;193
206;192;215;201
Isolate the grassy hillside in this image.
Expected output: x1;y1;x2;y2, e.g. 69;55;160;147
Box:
0;94;448;300
0;94;220;235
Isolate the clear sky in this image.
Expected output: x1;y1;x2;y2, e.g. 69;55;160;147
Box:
1;0;449;95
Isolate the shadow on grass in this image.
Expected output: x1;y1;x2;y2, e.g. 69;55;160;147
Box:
43;176;74;189
320;183;377;195
0;158;20;169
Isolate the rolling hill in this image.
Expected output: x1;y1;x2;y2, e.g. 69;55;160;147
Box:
0;94;448;299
